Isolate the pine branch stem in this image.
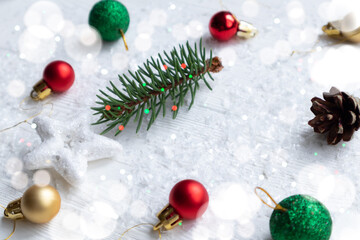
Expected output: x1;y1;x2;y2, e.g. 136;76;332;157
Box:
93;40;224;135
113;56;223;116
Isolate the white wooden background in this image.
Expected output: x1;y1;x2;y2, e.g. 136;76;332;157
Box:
1;0;360;239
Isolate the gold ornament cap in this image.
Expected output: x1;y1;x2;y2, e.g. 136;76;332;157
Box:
323;12;360;43
153;204;182;231
4;185;61;224
237;20;258;38
30;79;52;101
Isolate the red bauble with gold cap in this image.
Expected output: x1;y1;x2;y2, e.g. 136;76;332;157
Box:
31;60;75;100
209;11;239;41
209;11;258;41
169;179;209;219
154;179;209;231
43;61;75;92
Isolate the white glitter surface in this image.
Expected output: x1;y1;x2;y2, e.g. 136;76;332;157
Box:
0;0;360;239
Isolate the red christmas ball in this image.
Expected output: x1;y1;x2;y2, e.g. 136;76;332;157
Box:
43;61;75;92
209;11;239;41
169;179;209;219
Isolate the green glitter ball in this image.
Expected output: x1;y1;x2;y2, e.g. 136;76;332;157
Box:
270;195;332;240
89;0;130;41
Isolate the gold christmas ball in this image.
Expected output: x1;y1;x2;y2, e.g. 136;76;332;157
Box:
323;12;360;43
21;185;61;223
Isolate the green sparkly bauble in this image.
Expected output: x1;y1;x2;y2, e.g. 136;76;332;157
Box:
89;0;130;41
270;195;332;240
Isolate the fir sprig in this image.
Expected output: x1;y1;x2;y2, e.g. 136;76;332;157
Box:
91;39;223;135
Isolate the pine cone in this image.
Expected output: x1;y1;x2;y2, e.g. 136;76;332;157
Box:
308;87;360;145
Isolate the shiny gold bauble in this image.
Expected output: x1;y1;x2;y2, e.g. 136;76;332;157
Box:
323;12;360;43
21;185;61;223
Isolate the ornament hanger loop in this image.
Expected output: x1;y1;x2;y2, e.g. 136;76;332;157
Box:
255;187;287;212
4;220;16;240
119;29;129;51
0;101;53;133
119;223;161;240
0;204;17;240
217;0;227;10
290;38;348;56
20;96;35;110
30;90;40;101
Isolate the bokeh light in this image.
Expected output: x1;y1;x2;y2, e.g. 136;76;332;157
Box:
6;157;23;175
64;25;102;61
300;27;318;44
19;25;56;63
210;183;260;222
59;20;75;38
169;3;176;10
186;20;204;39
332;212;360;240
317;174;356;212
80;27;99;46
137;20;154;35
216;222;234;240
63;211;81;231
310;45;360;89
287;1;305;25
318;0;360;22
24;1;64;32
297;164;331;195
242;1;259;18
172;23;188;41
80;201;118;239
6;80;25;98
112;53;129;71
130;200;148;218
107;182;128;202
80;59;98;75
192;224;210;240
50;209;85;240
149;9;168;26
259;47;277;65
237;221;255;239
288;28;303;46
11;171;29;190
134;33;152;52
33;169;51;186
219;48;237;67
274;40;292;59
